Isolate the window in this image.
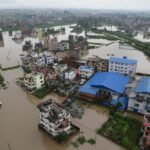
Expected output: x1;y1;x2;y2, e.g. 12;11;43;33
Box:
134;103;139;107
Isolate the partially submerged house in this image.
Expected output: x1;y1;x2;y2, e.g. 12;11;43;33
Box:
37;99;71;137
78;72;129;110
23;72;45;93
128;77;150;114
57;79;79;96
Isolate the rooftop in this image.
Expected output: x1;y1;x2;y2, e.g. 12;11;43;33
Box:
109;57;137;65
136;77;150;94
79;72;129;95
79;65;93;71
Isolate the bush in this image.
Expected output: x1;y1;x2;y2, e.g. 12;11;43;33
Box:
77;136;86;145
55;132;69;143
0;73;4;85
87;138;96;145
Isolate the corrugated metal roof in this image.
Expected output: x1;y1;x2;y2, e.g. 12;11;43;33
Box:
109;57;137;65
79;72;129;95
79;65;93;71
136;77;150;93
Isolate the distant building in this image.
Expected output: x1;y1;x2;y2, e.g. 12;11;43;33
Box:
78;72;129;110
128;77;150;114
79;65;94;78
69;35;89;59
87;57;108;72
0;28;4;47
24;72;45;92
108;57;137;77
37;99;71;137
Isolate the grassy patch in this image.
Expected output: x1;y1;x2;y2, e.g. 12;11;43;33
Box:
1;65;20;71
97;111;142;150
33;86;54;99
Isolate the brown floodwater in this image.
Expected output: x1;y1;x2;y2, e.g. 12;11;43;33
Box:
0;68;127;150
0;25;141;150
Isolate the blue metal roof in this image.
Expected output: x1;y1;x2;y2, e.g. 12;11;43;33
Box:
90;72;129;94
111;96;128;111
79;65;93;71
79;82;98;95
136;77;150;93
79;72;129;95
109;57;137;65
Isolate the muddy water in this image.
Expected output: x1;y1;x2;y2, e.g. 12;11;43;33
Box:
0;24;144;150
0;68;127;150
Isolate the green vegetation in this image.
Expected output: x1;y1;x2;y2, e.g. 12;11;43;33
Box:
33;85;54;99
97;111;142;150
87;34;119;41
87;138;96;145
55;132;69;143
0;73;4;85
71;135;96;148
77;135;86;145
1;65;20;71
91;28;150;57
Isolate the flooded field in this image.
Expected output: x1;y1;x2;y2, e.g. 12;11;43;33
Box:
0;69;127;150
83;41;150;74
134;33;150;43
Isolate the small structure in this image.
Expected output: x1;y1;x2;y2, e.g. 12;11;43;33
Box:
87;57;108;72
57;80;79;96
79;65;94;78
23;72;45;93
78;72;129;110
108;57;137;77
37;99;71;137
128;77;150;114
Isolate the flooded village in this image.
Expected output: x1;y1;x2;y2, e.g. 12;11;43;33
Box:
0;11;150;150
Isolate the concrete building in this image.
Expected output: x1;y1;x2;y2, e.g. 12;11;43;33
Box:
69;35;89;59
108;57;137;77
24;72;45;92
141;111;150;148
64;69;76;81
128;77;150;114
79;65;94;78
37;99;71;137
87;57;108;72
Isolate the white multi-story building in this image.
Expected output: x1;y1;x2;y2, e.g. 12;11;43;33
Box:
24;72;45;92
37;99;71;137
108;57;137;77
45;55;55;65
128;77;150;114
65;69;76;80
79;65;94;78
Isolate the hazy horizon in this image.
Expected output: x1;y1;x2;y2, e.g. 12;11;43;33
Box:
0;0;150;11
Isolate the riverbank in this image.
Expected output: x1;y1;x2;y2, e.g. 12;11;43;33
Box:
91;28;150;57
